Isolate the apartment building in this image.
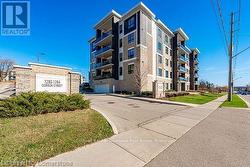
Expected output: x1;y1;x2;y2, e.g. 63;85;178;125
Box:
89;2;199;94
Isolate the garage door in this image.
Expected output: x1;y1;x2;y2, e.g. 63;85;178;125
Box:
95;84;110;93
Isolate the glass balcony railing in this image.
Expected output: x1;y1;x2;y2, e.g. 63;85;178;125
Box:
179;44;191;53
94;31;112;44
93;73;112;80
179;55;188;62
95;45;112;56
179;66;188;73
179;77;187;81
94;59;112;68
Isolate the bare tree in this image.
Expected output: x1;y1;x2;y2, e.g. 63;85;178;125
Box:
0;59;14;81
131;58;148;95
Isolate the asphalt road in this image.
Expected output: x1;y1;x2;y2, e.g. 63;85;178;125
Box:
240;95;250;104
145;107;250;167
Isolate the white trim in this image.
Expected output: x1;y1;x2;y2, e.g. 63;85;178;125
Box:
122;57;136;63
137;44;147;48
28;62;72;70
156;19;174;37
94;10;121;28
128;62;135;65
13;65;32;69
70;71;81;75
128;46;135;51
122;2;155;19
123;30;136;38
192;48;200;54
175;28;189;40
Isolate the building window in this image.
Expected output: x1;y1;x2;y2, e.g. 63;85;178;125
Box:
165;70;169;78
119;67;123;76
157;42;162;52
164;34;169;44
119;53;123;61
120;39;122;48
170;60;172;67
128;64;134;74
165;47;169;54
165;58;169;66
170;83;173;89
157;68;162;76
128;48;135;59
157;28;162;38
166;83;169;90
170;72;172;78
158;54;162;64
128;32;135;44
119;24;123;34
128;17;135;29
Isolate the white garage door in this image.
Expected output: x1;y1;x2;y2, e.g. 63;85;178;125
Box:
95;84;110;93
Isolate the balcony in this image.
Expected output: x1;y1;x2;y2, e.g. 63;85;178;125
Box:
179;77;187;82
179;66;188;73
194;57;199;64
93;73;112;80
95;59;113;69
94;31;112;46
179;44;191;54
179;55;188;63
95;45;113;58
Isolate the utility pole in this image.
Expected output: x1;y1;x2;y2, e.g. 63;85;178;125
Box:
228;12;234;101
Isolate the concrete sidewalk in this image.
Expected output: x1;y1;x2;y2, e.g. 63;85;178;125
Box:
37;95;227;167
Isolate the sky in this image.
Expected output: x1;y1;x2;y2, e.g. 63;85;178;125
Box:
0;0;249;86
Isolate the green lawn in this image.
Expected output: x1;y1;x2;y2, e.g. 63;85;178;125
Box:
220;94;248;108
164;93;225;105
0;109;113;166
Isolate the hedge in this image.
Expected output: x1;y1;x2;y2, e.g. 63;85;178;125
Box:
165;92;190;98
0;92;90;118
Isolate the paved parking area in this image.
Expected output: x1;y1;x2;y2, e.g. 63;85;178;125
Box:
86;94;189;133
145;107;250;167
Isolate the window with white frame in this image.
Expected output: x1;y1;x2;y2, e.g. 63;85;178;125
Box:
128;17;135;29
157;42;162;52
119;53;123;61
164;34;169;44
165;47;169;54
165;58;169;66
119;24;123;34
165;70;169;78
158;54;162;64
157;68;162;76
128;48;135;59
128;64;134;74
128;32;135;44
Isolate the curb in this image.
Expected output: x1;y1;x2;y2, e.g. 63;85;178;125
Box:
91;105;119;135
108;93;198;107
238;95;250;108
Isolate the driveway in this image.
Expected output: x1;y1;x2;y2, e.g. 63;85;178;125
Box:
38;95;227;167
86;94;189;133
145;107;250;167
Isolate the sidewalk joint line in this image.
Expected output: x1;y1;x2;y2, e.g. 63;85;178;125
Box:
107;138;147;163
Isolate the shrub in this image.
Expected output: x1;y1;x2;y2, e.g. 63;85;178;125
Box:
141;91;153;97
165;92;189;98
0;92;90;118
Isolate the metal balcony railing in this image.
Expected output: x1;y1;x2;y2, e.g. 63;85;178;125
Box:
94;30;112;44
179;66;188;73
95;45;112;56
179;44;191;53
179;77;187;81
93;73;112;80
94;59;112;68
179;55;188;62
